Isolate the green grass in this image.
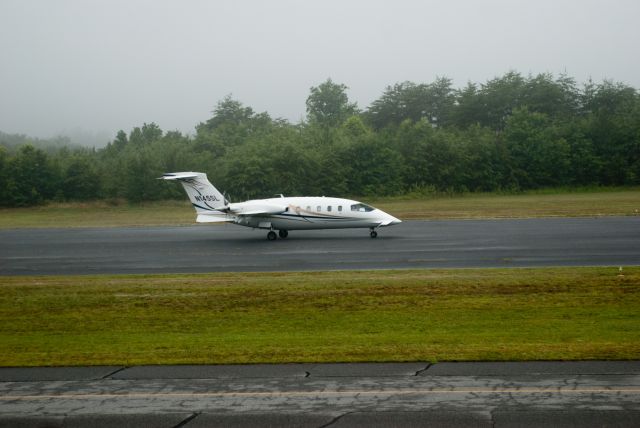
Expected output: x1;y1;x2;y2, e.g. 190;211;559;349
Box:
0;199;195;229
1;267;638;366
371;187;640;220
0;188;638;229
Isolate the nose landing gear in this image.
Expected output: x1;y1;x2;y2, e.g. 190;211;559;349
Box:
370;228;378;238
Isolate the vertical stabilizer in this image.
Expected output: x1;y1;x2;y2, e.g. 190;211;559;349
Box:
160;172;227;214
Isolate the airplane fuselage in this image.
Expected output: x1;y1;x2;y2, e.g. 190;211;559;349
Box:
228;196;401;231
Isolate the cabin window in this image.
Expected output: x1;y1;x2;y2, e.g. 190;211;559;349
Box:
327;206;332;212
350;203;374;212
338;206;342;212
317;205;321;212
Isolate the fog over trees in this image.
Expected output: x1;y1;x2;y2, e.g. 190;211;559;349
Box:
1;71;639;207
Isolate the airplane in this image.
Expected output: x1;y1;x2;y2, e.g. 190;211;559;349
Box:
161;171;402;240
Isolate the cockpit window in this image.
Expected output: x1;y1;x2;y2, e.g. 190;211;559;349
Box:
350;203;374;212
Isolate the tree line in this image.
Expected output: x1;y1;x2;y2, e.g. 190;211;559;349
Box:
1;71;639;207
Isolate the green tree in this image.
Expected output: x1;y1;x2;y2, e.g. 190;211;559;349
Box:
583;81;639;184
366;82;420;129
504;107;570;188
141;123;163;143
342;134;403;196
451;82;485;128
220;125;313;199
63;155;101;200
365;77;455;130
0;147;9;206
122;147;164;202
129;122;162;146
341;115;371;139
457;125;512;191
427;76;456;127
555;118;601;185
522;73;579;119
112;130;128;151
393;120;466;191
306;79;358;129
480;71;527;130
7;145;56;206
195;96;274;155
201;95;256;131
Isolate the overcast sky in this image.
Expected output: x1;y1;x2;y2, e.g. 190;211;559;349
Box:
1;0;639;143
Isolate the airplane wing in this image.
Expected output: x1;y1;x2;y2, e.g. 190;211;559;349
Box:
234;209;282;216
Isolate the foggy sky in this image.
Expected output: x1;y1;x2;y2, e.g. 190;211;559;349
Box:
1;0;639;143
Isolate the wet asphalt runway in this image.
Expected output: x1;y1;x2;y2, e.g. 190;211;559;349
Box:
1;362;639;427
1;217;639;275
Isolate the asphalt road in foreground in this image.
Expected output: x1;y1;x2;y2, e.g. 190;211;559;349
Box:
1;362;639;427
1;217;640;275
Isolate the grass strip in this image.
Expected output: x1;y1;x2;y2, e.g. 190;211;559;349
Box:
0;200;194;229
1;267;638;366
0;188;638;228
371;187;640;219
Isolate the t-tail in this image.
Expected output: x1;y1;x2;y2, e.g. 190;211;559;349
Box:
160;172;231;223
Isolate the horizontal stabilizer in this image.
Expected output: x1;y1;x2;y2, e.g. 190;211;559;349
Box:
159;172;200;180
196;214;234;223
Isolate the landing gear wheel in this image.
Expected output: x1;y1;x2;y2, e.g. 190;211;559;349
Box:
267;231;277;241
278;230;289;239
370;230;378;238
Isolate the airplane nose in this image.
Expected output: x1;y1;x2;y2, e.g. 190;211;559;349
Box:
387;215;402;225
375;210;403;226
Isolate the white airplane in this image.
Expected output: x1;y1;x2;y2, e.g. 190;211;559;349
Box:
161;171;401;240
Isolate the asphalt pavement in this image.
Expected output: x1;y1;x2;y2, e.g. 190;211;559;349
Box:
1;362;639;427
1;217;639;275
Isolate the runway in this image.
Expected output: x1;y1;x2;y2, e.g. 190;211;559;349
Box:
1;362;639;427
1;217;639;275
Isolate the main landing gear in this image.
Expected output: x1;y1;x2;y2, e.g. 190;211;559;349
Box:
267;230;288;240
370;228;378;238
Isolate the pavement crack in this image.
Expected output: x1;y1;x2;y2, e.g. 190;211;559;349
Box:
414;363;432;376
100;366;128;379
173;412;200;428
318;412;350;427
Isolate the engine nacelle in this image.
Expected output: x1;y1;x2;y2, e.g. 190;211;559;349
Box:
228;201;288;216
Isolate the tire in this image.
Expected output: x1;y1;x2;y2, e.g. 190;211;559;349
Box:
278;230;289;239
267;231;277;241
370;230;378;238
